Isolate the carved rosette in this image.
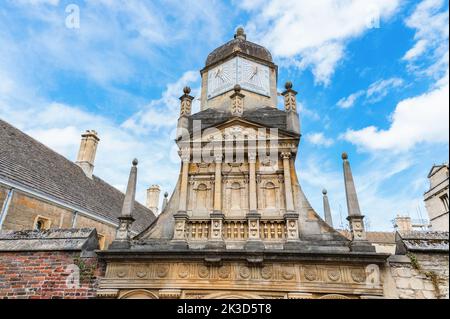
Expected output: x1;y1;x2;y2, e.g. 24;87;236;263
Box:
218;265;231;279
239;266;251;279
304;267;318;282
351;269;366;283
327;269;341;282
260;266;273;280
198;265;210;279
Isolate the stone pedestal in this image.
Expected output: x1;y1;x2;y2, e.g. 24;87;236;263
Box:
245;212;264;251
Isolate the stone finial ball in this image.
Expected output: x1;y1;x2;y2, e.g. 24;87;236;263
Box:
183;86;191;95
285;81;293;90
132;158;139;166
234;84;241;92
322;189;327;195
342;152;348;160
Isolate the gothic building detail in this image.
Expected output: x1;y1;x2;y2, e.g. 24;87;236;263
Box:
98;28;388;299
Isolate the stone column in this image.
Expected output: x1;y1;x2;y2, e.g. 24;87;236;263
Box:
213;155;223;213
248;152;258;213
282;152;299;249
282;152;295;213
245;152;264;251
208;155;225;249
172;150;190;248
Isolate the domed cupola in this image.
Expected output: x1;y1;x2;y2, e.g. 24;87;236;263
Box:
205;27;273;68
200;28;278;112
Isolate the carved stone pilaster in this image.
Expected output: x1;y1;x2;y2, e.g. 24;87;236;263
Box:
171;211;189;249
230;85;245;117
179;87;194;117
347;215;366;241
281;82;298;112
245;212;264;251
207;212;225;249
284;212;300;250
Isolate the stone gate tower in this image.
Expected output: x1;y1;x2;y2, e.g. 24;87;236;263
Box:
98;28;388;299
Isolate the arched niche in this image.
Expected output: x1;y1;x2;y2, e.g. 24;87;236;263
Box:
203;291;264;299
119;289;159;299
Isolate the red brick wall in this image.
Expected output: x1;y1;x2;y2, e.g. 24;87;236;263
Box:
0;251;105;299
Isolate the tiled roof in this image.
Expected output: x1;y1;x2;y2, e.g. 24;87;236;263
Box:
205;37;273;67
0;119;155;233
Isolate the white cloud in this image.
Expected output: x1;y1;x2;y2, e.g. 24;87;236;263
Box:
402;0;449;80
337;91;364;109
366;78;404;103
122;71;200;134
342;82;449;152
305;132;334;147
240;0;401;85
337;78;404;108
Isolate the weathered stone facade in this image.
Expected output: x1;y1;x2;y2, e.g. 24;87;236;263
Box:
388;253;449;299
424;164;449;232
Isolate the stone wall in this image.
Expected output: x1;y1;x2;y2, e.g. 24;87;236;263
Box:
0;187;6;210
2;190;74;230
0;251;104;299
388;253;449;299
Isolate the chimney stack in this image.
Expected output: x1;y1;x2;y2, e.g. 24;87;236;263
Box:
394;215;412;233
146;185;161;215
76;130;100;179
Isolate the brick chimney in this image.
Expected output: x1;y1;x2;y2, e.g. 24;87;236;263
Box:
146;185;161;215
75;130;100;179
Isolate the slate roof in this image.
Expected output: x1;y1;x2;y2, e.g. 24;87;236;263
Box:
395;231;449;254
189;107;296;135
205;37;273;68
0;119;155;233
0;228;98;252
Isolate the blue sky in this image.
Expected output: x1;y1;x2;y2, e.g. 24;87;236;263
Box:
0;0;448;230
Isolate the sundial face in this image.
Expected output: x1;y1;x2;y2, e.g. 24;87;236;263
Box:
207;57;271;99
207;58;237;99
237;57;270;97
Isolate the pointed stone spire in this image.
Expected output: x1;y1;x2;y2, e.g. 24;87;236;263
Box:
342;153;362;217
162;192;169;212
110;159;138;249
322;189;333;227
341;153;374;252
